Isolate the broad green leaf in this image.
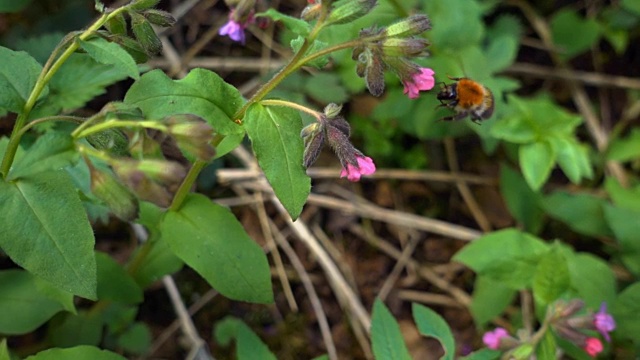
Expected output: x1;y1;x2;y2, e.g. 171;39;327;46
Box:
485;35;519;73
34;276;76;314
371;299;412;360
0;270;67;335
605;177;640;212
622;0;640;15
96;252;143;304
304;73;349;104
214;317;277;360
604;204;640;276
519;141;556;191
0;0;33;12
130;238;183;287
542;191;613;238
32;53;130;117
13;32;65;64
551;10;601;59
257;9;310;36
245;104;310;220
412;303;455;360
25;346;126;360
567;252;616;307
548;137;593;184
8;131;78;180
0;171;97;299
470;276;516;327
102;303;137;334
215;132;245;160
533;246;570;306
117;322;152;355
459;349;501;360
424;0;484;50
453;228;549;273
499;165;544;234
607;128;640;162
124;68;244;135
49;311;103;347
161;194;273;303
536;331;557;360
0;46;47;113
612;282;640;343
78;37;139;80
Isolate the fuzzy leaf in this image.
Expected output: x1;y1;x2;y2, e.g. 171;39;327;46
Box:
79;37;139;80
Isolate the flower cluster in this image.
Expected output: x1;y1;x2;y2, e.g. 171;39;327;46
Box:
301;104;376;182
481;300;616;358
352;15;435;99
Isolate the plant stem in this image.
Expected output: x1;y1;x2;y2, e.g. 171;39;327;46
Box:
73;120;167;139
16;115;85;138
260;99;322;119
0;7;128;178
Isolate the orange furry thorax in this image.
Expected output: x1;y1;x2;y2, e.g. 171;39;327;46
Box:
456;79;484;108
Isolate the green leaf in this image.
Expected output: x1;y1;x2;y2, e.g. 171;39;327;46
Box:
0;45;47;113
548;137;593;184
485;35;519;73
8;131;78;180
0;270;67;335
304;73;350;104
25;346;126;360
245;104;310;220
453;228;549;273
470;276;516;327
536;331;557;360
257;9;310;36
542;191;613;238
499;165;544;234
96;252;143;304
0;171;97;299
622;0;640;15
34;276;76;314
412;303;455;360
33;53;130;116
605;177;640;212
612;282;640;344
607;128;640;162
290;36;329;70
49;311;103;347
533;246;570;306
78;37;140;80
604;204;640;276
0;0;34;12
130;238;183;287
567;252;616;307
124;68;244;135
214;317;277;360
161;194;273;303
117;322;152;355
459;349;501;360
215;132;245;160
0;339;9;360
423;0;484;50
551;9;601;59
519;141;556;191
371;299;412;360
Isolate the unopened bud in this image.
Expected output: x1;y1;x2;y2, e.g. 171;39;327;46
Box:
326;0;377;26
143;9;176;27
323;103;342;119
301;123;325;168
164;114;216;161
90;166;139;221
105;13;127;35
382;38;429;57
555;299;585;318
130;11;162;55
108;34;149;63
385;14;431;38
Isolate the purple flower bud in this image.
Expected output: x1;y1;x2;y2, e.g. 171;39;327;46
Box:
301;122;325;168
382;38;430;57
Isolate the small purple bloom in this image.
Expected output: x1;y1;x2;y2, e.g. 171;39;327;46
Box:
402;67;435;99
219;19;246;44
340;155;376;182
482;327;509;350
593;302;615;342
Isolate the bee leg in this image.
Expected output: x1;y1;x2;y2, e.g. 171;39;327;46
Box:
438;111;468;122
470;114;483;125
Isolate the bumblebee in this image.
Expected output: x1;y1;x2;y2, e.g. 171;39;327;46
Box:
436;76;494;124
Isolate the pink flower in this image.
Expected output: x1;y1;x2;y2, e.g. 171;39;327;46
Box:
402;67;435;99
340;155;376;182
583;337;603;357
593;302;615;342
219;19;246;43
482;327;509;350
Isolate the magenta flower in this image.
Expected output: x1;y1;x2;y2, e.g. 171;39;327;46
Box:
219;19;245;43
583;337;603;357
482;327;509;350
340;155;376;182
402;67;435;99
593;302;615;342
